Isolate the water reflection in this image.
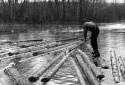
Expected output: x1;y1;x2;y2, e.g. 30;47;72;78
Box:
99;29;125;60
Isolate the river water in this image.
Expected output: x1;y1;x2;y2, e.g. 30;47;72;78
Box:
0;23;125;85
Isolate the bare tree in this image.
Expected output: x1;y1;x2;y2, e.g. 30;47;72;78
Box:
55;0;59;21
62;0;66;24
15;0;18;4
79;0;83;25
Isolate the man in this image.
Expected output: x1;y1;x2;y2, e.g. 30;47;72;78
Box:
83;19;100;58
82;19;109;69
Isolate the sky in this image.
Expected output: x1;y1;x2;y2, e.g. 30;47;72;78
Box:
107;0;124;3
2;0;125;3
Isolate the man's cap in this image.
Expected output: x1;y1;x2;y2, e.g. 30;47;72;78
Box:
82;19;89;23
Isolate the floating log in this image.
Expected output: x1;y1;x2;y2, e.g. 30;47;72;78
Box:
73;53;100;85
0;41;61;57
0;37;79;58
32;40;81;56
4;63;19;85
0;39;43;44
40;49;74;83
4;68;18;85
0;40;80;62
7;42;63;56
28;51;66;82
40;41;83;83
19;40;82;63
82;44;101;66
70;57;87;85
1;37;79;44
118;56;125;80
110;50;120;83
76;49;104;79
12;37;79;51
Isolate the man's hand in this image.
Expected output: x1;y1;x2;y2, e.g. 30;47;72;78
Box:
86;37;91;41
84;39;87;42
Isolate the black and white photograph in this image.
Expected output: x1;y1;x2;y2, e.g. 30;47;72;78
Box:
0;0;125;85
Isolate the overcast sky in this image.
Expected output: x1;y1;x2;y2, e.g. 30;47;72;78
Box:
23;0;125;3
3;0;125;3
107;0;124;3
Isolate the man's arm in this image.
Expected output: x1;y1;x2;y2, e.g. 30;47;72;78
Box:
83;27;87;42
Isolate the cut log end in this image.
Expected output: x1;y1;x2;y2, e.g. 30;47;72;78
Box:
32;52;38;56
8;52;13;56
41;78;50;83
97;74;105;81
28;76;39;82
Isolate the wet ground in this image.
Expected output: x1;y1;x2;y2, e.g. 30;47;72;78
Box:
1;23;125;85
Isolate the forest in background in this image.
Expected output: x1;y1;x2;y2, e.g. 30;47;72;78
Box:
0;0;125;25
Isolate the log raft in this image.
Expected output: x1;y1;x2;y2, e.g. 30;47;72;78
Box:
72;52;100;85
0;40;80;62
2;38;125;85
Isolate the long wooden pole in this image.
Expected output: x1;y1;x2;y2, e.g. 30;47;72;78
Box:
28;51;66;82
0;37;79;57
77;49;104;79
70;57;87;85
40;41;83;83
40;49;74;83
0;37;79;58
74;53;100;85
19;41;81;63
1;37;79;44
0;40;80;61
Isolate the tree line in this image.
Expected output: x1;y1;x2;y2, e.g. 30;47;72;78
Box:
0;0;125;25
